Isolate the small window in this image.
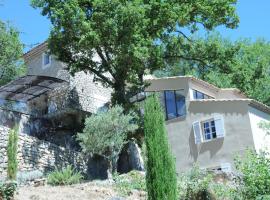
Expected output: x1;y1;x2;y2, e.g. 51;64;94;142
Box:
192;115;225;144
193;90;214;100
43;53;51;67
202;119;217;141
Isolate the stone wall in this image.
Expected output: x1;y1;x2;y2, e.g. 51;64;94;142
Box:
0;126;88;178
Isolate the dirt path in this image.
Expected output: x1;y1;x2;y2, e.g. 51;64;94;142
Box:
14;181;146;200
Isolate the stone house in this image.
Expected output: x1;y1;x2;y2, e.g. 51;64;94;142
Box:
0;42;114;179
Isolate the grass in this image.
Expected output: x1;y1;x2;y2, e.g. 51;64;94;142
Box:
47;165;83;186
113;171;146;196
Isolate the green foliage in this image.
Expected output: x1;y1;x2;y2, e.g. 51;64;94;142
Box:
113;171;146;196
144;94;177;200
210;183;237;200
31;0;238;109
0;21;25;86
234;150;270;199
178;165;213;200
77;105;138;172
157;34;270;106
0;181;17;200
7;127;18;180
47;165;83;186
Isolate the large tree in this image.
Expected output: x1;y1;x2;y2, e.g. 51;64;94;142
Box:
0;21;25;86
31;0;239;110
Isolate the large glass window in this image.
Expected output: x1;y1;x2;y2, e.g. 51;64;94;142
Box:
144;90;186;120
165;91;177;119
164;90;186;120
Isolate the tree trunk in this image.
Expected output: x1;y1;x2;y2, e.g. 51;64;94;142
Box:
111;79;131;111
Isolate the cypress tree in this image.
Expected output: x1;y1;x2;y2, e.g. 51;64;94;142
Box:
144;94;177;200
7;126;18;180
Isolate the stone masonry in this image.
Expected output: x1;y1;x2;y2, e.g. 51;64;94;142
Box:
0;125;88;178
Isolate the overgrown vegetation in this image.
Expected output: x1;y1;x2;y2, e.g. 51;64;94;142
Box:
234;150;270;199
77;105;138;174
47;165;83;186
0;181;17;200
178;165;213;200
176;149;270;200
144;94;177;200
7;126;18;180
113;171;146;196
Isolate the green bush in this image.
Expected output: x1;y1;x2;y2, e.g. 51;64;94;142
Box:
47;165;83;186
0;181;17;200
113;171;146;196
144;94;177;200
234;150;270;199
178;165;213;200
7;126;18;180
77;105;138;173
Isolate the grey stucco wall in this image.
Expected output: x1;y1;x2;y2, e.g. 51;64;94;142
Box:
170;100;255;172
146;77;255;173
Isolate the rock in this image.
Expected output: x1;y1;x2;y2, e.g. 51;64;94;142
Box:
33;178;46;187
117;140;144;174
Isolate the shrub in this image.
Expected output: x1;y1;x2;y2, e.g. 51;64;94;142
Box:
77;105;138;173
17;170;43;185
47;165;83;186
178;165;213;200
7;126;19;180
234;150;270;199
144;94;177;200
113;171;146;196
0;181;17;200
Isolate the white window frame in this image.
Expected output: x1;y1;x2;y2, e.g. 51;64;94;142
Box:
42;52;51;69
193;115;225;144
201;118;217;141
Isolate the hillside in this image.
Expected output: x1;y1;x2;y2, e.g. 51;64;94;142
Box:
15;179;146;200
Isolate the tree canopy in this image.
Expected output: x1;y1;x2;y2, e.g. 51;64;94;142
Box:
31;0;239;110
0;21;25;86
157;34;270;106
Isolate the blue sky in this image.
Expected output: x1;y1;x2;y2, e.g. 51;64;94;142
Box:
0;0;270;52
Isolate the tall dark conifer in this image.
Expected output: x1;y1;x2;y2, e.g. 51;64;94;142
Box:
144;94;177;200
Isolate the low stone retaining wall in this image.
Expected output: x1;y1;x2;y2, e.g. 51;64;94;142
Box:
0;126;88;178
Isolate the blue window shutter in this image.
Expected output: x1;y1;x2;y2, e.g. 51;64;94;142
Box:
214;115;225;138
193;121;202;144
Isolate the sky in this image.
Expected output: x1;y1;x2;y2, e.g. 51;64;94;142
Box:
0;0;270;52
